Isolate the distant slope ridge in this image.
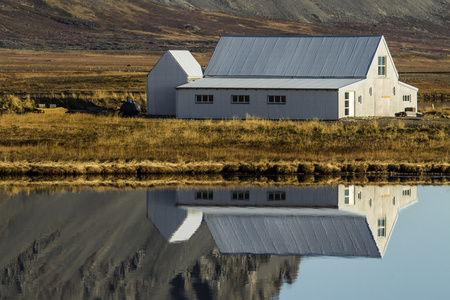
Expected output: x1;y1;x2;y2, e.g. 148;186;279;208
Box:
15;0;448;24
151;0;447;24
0;0;447;51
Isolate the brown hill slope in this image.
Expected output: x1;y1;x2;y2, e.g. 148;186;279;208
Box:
0;0;448;53
152;0;449;24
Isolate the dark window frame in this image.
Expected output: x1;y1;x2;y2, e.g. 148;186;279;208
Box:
268;95;286;104
195;94;214;104
231;191;250;201
231;95;250;104
267;191;286;201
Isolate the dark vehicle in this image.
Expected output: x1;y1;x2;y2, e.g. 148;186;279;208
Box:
120;99;141;117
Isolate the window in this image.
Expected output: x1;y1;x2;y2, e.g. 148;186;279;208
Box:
232;95;249;104
377;217;386;237
378;56;386;76
268;95;286;104
344;188;350;204
196;95;213;103
344;186;355;205
195;190;213;200
402;189;411;196
231;191;250;201
344;92;350;116
393;87;396;95
369;87;373;96
358;95;362;104
267;191;286;201
403;95;411;102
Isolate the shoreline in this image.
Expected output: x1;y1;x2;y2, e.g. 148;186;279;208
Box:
1;172;449;195
1;161;449;177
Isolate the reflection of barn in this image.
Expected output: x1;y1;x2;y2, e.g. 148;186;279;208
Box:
147;185;417;258
147;35;418;119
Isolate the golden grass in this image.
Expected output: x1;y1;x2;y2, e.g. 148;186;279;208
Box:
0;113;449;176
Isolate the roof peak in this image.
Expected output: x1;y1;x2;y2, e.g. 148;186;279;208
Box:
219;35;383;38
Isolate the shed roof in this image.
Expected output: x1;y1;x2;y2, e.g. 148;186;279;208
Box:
177;77;365;90
204;35;383;78
168;50;203;78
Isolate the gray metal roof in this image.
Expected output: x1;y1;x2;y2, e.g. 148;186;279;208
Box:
206;214;380;257
204;35;382;78
168;50;204;78
177;78;365;90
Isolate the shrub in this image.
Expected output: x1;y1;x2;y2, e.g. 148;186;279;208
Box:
0;95;35;114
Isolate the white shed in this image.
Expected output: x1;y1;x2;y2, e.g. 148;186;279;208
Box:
169;35;418;120
146;50;203;116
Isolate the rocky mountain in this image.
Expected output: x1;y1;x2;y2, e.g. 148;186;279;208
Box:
0;0;448;52
0;190;300;299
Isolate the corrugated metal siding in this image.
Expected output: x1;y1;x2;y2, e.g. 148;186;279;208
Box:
176;88;339;120
169;50;204;78
205;36;382;78
206;214;380;257
177;78;365;90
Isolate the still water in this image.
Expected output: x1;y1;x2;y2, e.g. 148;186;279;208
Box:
0;184;448;299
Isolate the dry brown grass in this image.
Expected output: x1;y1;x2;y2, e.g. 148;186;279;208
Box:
0;113;449;176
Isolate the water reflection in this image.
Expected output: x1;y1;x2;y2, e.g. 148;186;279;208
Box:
148;185;417;258
0;185;417;299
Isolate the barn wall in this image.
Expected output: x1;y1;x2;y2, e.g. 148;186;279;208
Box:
338;81;374;118
176;186;339;207
336;38;417;118
147;53;190;116
176;89;339;120
396;83;418;112
363;38;416;116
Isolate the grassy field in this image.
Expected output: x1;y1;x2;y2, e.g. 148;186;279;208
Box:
0;109;448;176
0;50;448;177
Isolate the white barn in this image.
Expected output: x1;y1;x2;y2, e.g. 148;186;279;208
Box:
146;50;203;116
147;35;418;119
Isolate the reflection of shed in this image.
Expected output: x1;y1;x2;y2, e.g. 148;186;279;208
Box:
147;185;417;258
204;209;379;257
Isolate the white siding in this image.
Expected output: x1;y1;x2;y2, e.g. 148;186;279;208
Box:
147;51;202;116
337;37;417;117
176;88;339;120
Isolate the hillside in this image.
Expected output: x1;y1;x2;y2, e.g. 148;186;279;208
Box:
154;0;449;24
0;0;448;53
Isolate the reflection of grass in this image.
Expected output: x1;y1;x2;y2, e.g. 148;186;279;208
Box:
1;174;449;195
0;113;449;176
